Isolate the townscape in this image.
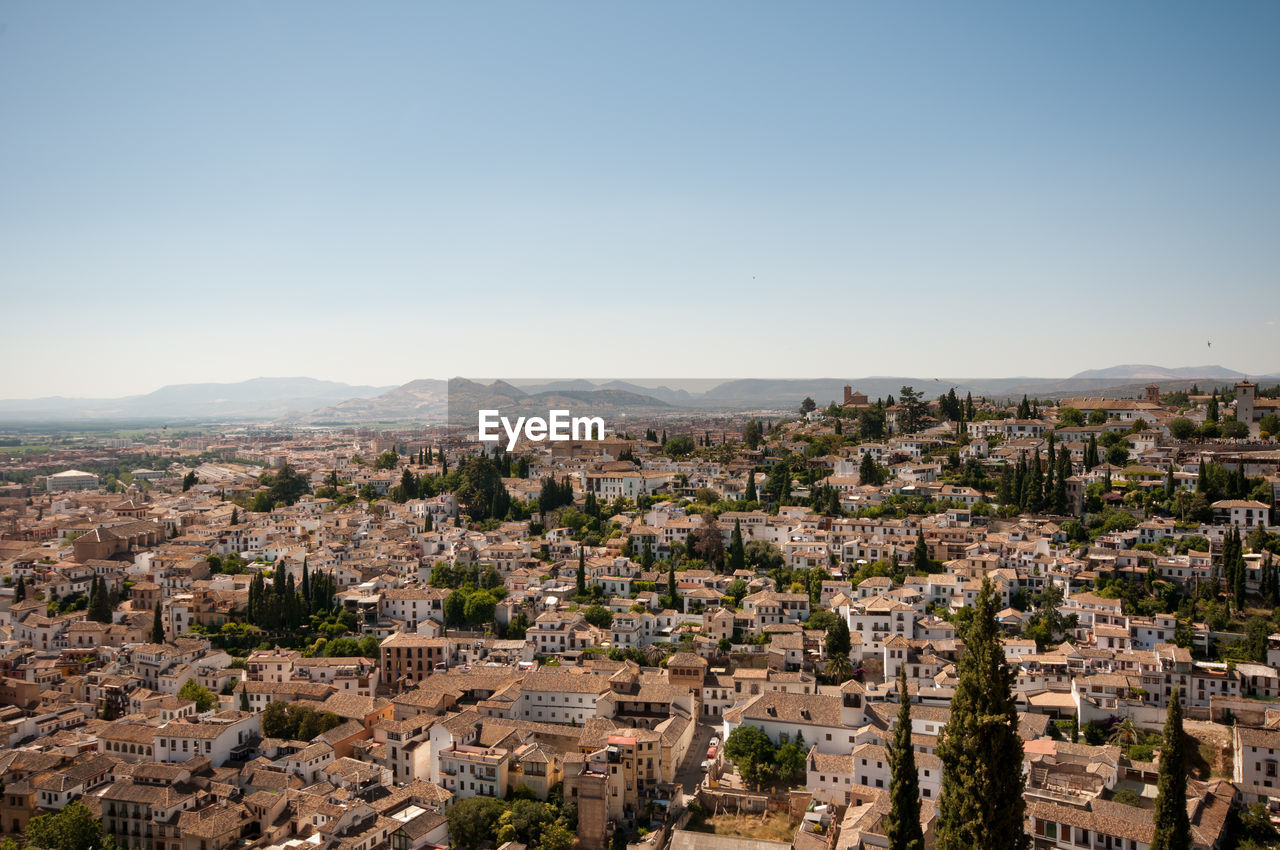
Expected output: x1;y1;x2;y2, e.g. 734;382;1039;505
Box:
0;379;1278;850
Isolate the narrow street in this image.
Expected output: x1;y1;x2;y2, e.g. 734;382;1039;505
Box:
676;719;719;797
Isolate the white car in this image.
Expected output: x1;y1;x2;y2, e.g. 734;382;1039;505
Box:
700;761;711;772
709;736;720;748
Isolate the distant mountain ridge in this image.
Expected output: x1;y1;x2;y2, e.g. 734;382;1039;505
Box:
1067;364;1246;381
0;377;391;421
1;366;1277;422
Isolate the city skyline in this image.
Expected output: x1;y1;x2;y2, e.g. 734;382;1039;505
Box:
2;2;1278;398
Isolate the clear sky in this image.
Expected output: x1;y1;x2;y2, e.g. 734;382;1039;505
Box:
2;2;1278;398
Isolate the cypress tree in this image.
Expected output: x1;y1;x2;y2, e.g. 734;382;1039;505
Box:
913;530;929;574
1151;689;1190;850
301;559;311;616
576;548;586;597
745;470;757;502
1027;448;1044;513
936;578;1027;850
239;689;251;712
89;575;113;623
729;520;746;573
1045;434;1056;495
1052;448;1071;515
886;666;923;850
151;603;165;644
667;560;679;610
14;575;25;603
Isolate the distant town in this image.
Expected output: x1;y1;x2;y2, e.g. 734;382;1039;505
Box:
0;377;1278;850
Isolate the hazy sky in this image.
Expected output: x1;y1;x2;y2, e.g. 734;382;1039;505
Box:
2;2;1278;398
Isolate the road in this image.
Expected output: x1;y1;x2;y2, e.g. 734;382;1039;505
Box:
675;719;719;797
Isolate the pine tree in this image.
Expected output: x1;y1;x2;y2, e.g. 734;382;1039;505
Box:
1150;688;1190;850
14;575;25;603
860;453;876;486
151;603;165;644
886;667;923;850
729;520;746;573
936;578;1028;850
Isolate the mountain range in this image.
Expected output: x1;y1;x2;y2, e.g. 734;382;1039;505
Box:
1;366;1276;423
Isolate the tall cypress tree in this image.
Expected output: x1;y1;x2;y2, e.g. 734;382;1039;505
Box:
729;520;746;573
151;603;165;644
913;530;930;574
745;470;757;503
886;666;923;850
576;548;586;597
89;575;113;623
1151;688;1190;850
936;578;1027;850
14;575;25;603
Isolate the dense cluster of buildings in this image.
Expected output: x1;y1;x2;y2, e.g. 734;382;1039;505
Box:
0;382;1276;850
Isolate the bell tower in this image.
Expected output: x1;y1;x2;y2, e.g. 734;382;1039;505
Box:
1236;381;1256;430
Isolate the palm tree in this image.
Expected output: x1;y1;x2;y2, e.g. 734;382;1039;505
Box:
1109;717;1142;749
824;653;855;685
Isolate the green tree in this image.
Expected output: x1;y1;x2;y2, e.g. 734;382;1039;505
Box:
14;575;25;603
239;688;251;712
178;678;218;712
912;530;930;574
151;602;164;644
1168;417;1196;441
1057;407;1085;427
1150;689;1190;850
582;605;613;629
898;386;927;433
886;667;923;850
577;547;587;597
24;800;106;850
88;575;113;623
447;797;507;850
724;724;777;789
539;821;575;850
464;591;497;627
728;520;746;573
824;618;854;684
936;578;1027;850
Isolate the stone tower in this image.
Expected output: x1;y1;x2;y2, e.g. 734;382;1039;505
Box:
1145;384;1160;404
1236;381;1257;431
